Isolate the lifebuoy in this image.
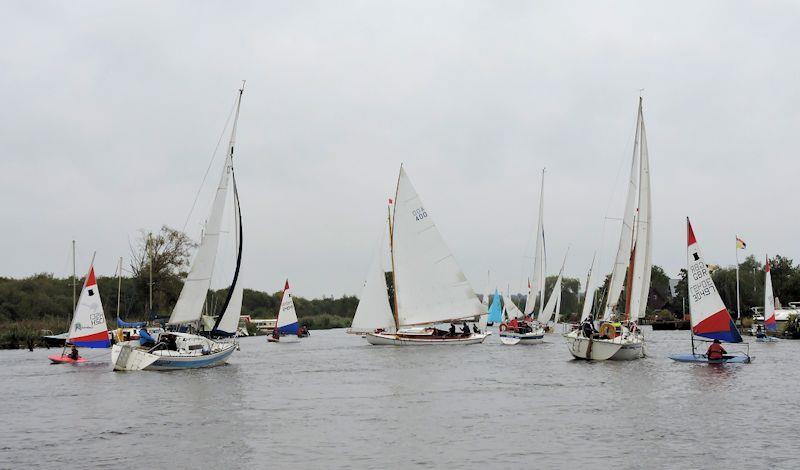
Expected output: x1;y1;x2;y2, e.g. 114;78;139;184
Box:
599;323;616;339
499;323;508;331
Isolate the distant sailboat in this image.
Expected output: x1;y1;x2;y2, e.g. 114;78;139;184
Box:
537;250;568;331
112;85;246;371
564;98;651;361
487;290;503;325
363;165;488;345
49;258;111;364
269;280;306;342
499;169;547;344
669;219;751;363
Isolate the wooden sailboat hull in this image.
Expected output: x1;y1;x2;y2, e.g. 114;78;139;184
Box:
365;332;488;346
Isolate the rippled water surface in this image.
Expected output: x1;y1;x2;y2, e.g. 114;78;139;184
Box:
2;327;798;469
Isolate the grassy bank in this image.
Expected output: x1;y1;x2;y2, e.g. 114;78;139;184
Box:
0;317;67;349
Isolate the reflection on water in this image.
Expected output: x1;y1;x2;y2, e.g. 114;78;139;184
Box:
1;328;798;468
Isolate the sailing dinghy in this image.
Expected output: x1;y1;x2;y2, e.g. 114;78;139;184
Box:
268;280;305;342
112;85;246;371
564;98;651;361
362;165;488;345
49;259;111;364
756;256;779;342
668;219;751;363
487;290;503;325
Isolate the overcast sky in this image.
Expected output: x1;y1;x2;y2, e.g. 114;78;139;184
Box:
1;1;798;298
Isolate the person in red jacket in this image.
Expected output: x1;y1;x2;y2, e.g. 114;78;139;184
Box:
706;339;727;360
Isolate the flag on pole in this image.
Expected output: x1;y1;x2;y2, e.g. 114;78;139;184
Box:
736;236;746;249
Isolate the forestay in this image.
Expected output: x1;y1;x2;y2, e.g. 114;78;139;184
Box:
69;264;110;348
686;219;742;343
392;167;483;326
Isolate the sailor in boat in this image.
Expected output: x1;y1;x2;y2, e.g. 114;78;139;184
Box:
472;323;480;334
754;325;766;339
68;345;80;361
706;339;727;361
580;317;597;338
461;322;470;337
448;323;457;336
271;327;280;341
139;328;156;347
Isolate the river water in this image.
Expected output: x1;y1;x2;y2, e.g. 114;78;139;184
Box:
1;327;797;469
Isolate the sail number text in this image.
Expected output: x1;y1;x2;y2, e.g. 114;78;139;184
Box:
689;261;716;301
412;207;428;221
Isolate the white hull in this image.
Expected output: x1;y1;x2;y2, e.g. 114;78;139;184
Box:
563;331;622;361
499;329;545;344
365;332;487;346
111;334;236;371
609;338;645;360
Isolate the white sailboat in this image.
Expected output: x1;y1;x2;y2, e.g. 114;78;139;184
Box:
564;98;651;361
349;226;396;335
112;85;246;371
499;169;548;344
538;250;568;332
362;166;488;345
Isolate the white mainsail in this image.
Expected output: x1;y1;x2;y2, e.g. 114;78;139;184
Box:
580;253;597;323
525;170;546;316
503;293;524;320
602;107;641;321
169;153;233;325
392;166;483;326
351;227;396;333
628;103;652;322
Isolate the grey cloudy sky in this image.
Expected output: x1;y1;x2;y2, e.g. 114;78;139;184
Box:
1;1;798;298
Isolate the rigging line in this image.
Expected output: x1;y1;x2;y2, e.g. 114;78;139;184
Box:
181;94;239;232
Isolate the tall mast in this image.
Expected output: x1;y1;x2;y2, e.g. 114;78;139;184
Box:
148;233;153;315
72;240;77;312
388;166;402;331
116;257;122;319
538;168;546;317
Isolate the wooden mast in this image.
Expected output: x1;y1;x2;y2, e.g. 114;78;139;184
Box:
388;165;402;331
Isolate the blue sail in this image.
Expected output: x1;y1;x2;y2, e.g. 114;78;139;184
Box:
487;290;503;324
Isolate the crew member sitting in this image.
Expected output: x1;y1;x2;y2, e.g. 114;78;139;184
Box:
755;325;765;339
509;317;519;332
139;328;156;347
706;339;727;360
472;323;480;334
581;319;595;338
462;322;470;336
68;345;80;360
449;323;456;336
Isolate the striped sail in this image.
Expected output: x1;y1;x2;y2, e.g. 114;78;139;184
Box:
686;219;742;343
69;264;110;348
276;280;299;335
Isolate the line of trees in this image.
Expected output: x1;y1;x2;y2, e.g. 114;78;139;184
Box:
2;225;799;330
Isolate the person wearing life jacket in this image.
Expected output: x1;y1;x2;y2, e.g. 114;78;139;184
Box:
509;317;519;332
272;327;280;340
68;345;80;361
706;339;727;360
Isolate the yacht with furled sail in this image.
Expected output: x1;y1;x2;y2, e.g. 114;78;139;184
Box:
669;219;751;363
359;165;488;345
112;85;246;371
49;256;111;364
564;98;651;361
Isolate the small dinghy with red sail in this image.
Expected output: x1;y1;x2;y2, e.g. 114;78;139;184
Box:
668;219;751;364
49;258;111;364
